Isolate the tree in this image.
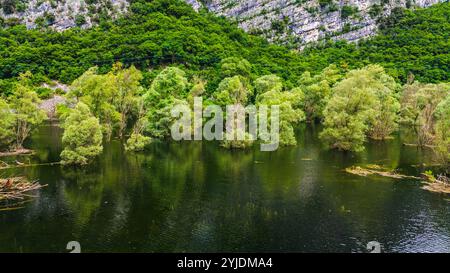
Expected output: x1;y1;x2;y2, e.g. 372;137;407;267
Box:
110;63;144;138
297;64;343;122
70;67;120;140
125;133;151;152
254;74;283;98
125;98;151;152
0;98;15;150
147;67;188;98
320;66;384;152
221;129;255;149
144;67;190;138
400;82;450;145
433;94;450;169
219;57;252;79
60;102;103;165
366;66;400;140
257;88;305;146
9;72;47;150
213;76;253;106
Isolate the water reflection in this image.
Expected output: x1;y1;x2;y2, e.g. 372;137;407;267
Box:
0;124;449;253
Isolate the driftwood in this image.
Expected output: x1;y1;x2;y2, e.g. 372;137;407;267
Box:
0;149;34;157
0;177;47;202
0;161;61;170
402;143;436;148
345;165;421;180
421;174;450;194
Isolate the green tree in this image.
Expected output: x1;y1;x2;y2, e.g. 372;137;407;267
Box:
70;67;120;140
60;102;103;165
144;67;190;138
320;66;383;152
366;66;400;140
433;94;450;169
221;129;255;149
125;98;151;151
297;64;343;122
147;67;189;98
219;57;252;79
9;72;47;150
257;88;305;146
400;82;450;145
254;74;283;98
110;63;144;138
0;98;15;150
213;76;253;106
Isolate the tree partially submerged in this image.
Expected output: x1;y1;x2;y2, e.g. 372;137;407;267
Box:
320;65;398;152
60;102;103;165
256;85;304;146
400;82;450;146
144;67;191;139
9;72;47;150
434;94;450;170
0;98;15;150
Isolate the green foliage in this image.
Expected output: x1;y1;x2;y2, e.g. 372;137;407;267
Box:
147;66;188;98
221;129;255;149
0;98;15;150
368;4;383;19
318;0;334;9
75;15;86;26
213;75;252;106
320;65;396;152
366;67;400;140
257;87;305;146
297;64;343;122
400;82;450;145
9;72;47;149
35;86;54;99
68;63;143;139
0;1;448;93
125;133;151;152
143;66;190;138
110;63;144;138
302;3;450;83
254;74;283;97
69;67;120;139
60;102;103;165
341;5;359;19
219;57;252;79
434;94;450;168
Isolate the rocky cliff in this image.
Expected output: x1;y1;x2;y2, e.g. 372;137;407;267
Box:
187;0;445;46
0;0;128;30
0;0;445;45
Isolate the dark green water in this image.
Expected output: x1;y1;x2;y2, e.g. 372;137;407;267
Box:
0;123;449;253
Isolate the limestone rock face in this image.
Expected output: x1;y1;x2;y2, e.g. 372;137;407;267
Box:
0;0;128;30
0;0;444;44
186;0;445;45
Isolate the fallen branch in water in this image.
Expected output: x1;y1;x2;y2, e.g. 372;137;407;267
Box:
0;177;47;201
421;174;450;194
402;143;435;148
0;161;61;170
345;165;421;180
0;149;34;157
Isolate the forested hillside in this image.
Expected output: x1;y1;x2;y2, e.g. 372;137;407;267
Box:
0;0;449;96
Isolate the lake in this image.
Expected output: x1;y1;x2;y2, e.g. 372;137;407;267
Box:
0;123;449;253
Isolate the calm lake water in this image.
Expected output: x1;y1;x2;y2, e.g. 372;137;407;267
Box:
0;123;449;253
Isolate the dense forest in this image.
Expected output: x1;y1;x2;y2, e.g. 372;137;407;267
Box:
0;0;449;93
0;0;449;175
